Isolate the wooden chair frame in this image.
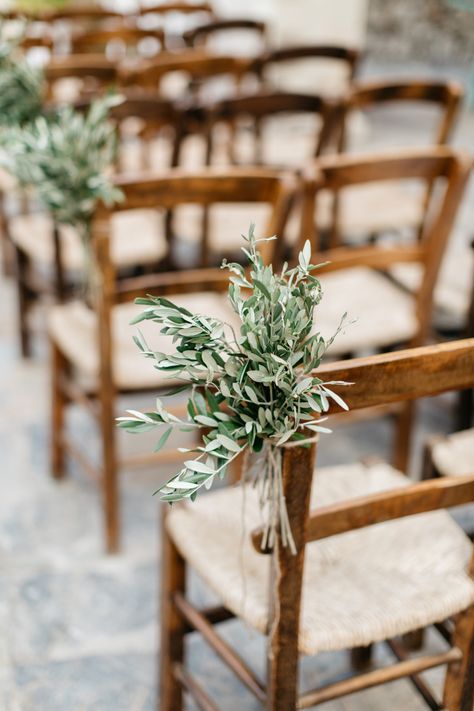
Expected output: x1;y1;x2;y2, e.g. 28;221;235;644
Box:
298;148;470;472
204;90;336;167
138;2;216;19
253;44;360;87
183;17;268;50
299;148;471;349
330;79;464;246
50;168;296;552
71;26;165;56
160;338;474;710
119;49;255;95
44;55;120;101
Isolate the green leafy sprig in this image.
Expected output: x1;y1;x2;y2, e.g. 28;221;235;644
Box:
0;93;123;238
118;227;348;551
0;22;44;127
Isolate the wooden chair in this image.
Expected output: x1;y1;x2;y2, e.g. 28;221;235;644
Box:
44;55;120;103
298;147;470;474
254;44;360;98
204;91;335;169
326;79;464;248
160;338;474;710
71;27;165;59
422;270;474;492
183;18;268;56
137;2;216;49
120;49;257;103
10;93;182;358
48;168;295;552
298;148;471;359
138;2;215;22
120;51;260;173
11;6;126;24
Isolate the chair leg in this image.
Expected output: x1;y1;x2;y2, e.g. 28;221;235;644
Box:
402;629;425;651
50;340;67;480
159;509;186;711
421;435;444;481
457;388;473;431
99;384;120;553
0;190;14;276
393;400;415;473
350;644;373;670
443;605;474;711
15;247;33;358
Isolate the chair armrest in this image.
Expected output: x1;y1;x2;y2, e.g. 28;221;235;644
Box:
116;267;229;303
252;474;474;552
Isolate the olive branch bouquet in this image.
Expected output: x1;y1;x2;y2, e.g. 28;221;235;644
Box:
0;93;123;248
118;227;348;552
0;21;44;128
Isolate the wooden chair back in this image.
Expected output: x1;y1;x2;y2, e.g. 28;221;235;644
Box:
85;168;295;405
249;338;474;709
119;49;255;97
299;147;471;345
338;79;464;151
183;18;267;55
29;6;125;23
138;2;215;19
205;90;336;167
44;55;119;101
254;44;360;94
71;27;165;58
137;2;216;48
334;79;464;241
74;92;181;172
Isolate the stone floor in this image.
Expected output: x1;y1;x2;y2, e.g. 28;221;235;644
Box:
1;67;474;711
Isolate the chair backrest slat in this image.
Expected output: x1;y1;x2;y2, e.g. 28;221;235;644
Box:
317;338;474;411
343;79;463;147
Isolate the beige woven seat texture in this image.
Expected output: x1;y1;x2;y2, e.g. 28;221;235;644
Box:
431;429;474;478
10;210;167;271
48;292;239;390
316;267;418;355
167;461;474;655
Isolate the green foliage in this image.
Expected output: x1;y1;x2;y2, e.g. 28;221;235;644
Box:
0;22;44;127
118;227;348;550
0;93;124;234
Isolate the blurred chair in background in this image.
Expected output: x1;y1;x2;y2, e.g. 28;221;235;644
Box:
254;44;360;99
71;26;166;61
299;148;471;471
44;54;120;103
326;79;464;249
47;168;295;551
137;2;216;49
183;17;268;57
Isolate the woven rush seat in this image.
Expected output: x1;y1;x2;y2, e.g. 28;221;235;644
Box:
48;292;239;390
10;209;167;271
431;429;474;478
167;460;474;655
316;267;418;354
317;182;424;238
